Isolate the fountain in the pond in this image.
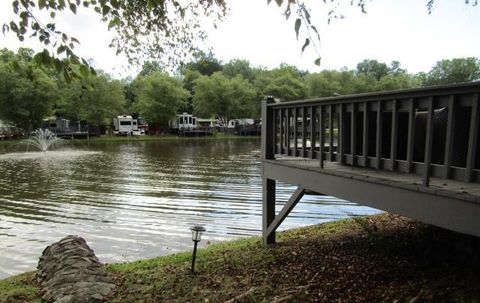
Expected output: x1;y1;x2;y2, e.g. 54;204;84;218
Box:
24;129;61;152
0;128;99;161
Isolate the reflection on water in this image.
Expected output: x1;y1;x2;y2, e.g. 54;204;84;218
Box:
0;139;379;278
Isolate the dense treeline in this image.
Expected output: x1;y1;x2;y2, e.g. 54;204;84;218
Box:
0;48;479;133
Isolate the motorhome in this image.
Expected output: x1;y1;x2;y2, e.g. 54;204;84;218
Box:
113;115;139;135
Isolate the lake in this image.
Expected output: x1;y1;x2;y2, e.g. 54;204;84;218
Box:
0;139;379;278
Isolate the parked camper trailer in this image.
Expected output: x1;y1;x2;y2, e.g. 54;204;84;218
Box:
170;113;197;130
227;118;254;128
113;115;140;135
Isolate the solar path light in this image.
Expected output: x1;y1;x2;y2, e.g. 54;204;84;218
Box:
190;225;206;274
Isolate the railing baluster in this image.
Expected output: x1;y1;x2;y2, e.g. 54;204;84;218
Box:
319;105;324;168
465;94;479;182
376;101;383;169
443;95;455;179
390;99;398;171
272;109;277;154
302;107;307;157
310;106;316;159
329;105;333;161
423;97;434;186
351;103;357;166
286;108;291;156
293;108;298;157
338;104;344;164
406;98;415;173
279;109;284;155
363;102;369;167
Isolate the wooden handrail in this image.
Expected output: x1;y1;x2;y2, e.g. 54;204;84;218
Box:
262;82;480;184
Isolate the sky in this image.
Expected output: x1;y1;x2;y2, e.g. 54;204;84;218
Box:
0;0;479;78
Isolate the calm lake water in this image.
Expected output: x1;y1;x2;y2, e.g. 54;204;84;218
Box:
0;139;379;278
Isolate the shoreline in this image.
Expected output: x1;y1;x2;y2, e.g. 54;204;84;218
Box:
1;214;479;302
0;134;260;147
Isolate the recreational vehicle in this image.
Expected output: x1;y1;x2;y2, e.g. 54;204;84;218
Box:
113;115;139;135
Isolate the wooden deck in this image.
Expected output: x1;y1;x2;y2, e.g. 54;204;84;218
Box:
261;83;480;244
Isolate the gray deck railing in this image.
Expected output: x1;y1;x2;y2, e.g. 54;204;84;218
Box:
262;82;480;185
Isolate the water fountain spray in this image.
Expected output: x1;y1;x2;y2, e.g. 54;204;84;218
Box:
24;129;61;152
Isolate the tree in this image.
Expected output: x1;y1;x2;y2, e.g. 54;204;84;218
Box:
256;64;308;101
422;57;480;86
223;59;257;83
134;72;189;128
138;61;164;77
0;51;58;132
193;72;257;124
375;73;419;91
56;72;126;133
356;59;390;80
182;51;223;76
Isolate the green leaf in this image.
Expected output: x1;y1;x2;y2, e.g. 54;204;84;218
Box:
50;11;56;18
102;5;111;16
38;0;47;9
314;57;321;66
275;0;283;6
294;18;301;40
79;64;90;78
9;21;18;33
2;23;9;35
12;1;19;14
57;45;66;54
301;38;310;53
311;25;321;41
69;3;77;14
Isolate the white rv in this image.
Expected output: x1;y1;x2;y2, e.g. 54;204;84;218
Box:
113;115;139;135
227;118;255;128
170;113;197;130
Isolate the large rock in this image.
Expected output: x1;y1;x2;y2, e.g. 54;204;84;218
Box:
36;235;116;303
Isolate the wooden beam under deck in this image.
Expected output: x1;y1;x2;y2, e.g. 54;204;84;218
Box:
262;159;480;242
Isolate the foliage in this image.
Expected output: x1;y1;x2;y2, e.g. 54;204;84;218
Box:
305;59;420;99
3;0;479;79
193;72;257;124
421;57;480;86
0;49;58;132
138;61;164;77
181;51;223;76
134;72;189;127
256;64;308;101
4;0;227;79
222;59;257;83
56;72;126;129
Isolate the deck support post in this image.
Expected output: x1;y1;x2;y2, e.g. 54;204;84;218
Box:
262;97;277;245
262;178;276;245
264;186;306;244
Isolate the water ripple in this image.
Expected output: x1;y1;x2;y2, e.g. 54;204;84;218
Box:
0;140;379;278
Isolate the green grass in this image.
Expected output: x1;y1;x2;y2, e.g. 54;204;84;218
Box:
1;214;479;302
0;273;38;303
0;133;260;147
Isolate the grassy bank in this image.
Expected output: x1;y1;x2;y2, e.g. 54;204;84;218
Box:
1;214;479;302
87;133;259;143
0;133;259;147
